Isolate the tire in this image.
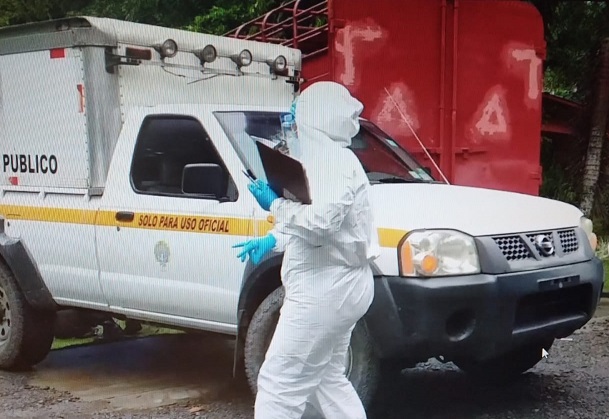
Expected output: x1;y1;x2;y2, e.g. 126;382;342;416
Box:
454;340;553;384
0;262;55;371
243;286;380;409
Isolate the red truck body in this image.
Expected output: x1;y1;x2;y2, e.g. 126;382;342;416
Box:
227;0;547;195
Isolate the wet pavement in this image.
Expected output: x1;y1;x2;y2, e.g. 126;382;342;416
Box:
29;333;241;411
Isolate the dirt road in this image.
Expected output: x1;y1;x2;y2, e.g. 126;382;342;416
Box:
1;299;608;419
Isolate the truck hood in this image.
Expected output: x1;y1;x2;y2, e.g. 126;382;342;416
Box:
370;183;582;237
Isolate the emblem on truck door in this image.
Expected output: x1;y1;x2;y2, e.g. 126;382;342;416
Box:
534;235;555;257
154;241;171;268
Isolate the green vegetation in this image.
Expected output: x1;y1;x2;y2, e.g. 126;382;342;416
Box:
51;320;183;350
595;237;609;292
0;0;287;35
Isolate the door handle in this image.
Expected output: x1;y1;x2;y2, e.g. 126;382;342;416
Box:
115;211;135;222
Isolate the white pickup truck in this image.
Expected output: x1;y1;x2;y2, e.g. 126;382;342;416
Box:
0;16;604;408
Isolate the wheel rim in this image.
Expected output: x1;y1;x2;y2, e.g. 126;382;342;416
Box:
0;286;11;345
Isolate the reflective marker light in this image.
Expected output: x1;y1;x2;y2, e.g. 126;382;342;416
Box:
580;216;598;251
195;45;217;64
231;49;253;68
154;39;178;59
50;48;65;59
125;47;152;61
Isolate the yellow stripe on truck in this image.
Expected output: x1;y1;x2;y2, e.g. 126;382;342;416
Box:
95;210;258;237
378;228;407;248
0;205;406;248
0;205;97;224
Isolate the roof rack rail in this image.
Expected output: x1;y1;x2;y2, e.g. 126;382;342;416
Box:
225;0;329;59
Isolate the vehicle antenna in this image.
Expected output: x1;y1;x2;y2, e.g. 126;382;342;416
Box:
383;87;450;184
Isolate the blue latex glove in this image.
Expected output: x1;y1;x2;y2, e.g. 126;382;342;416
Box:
233;234;277;265
290;98;298;120
248;180;279;211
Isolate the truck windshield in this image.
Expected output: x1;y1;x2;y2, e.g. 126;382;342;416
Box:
214;111;435;184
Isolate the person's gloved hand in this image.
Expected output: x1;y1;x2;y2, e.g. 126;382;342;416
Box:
248;180;279;211
233;234;277;265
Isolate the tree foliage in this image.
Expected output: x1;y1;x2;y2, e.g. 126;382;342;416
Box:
187;0;282;35
529;0;609;101
528;1;609;232
0;0;285;34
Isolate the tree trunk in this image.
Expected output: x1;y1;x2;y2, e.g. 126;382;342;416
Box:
580;38;609;217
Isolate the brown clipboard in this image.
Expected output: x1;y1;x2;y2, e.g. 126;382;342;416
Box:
255;141;312;204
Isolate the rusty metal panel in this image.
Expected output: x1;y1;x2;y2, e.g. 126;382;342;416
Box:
236;0;547;195
452;0;545;195
322;0;545;195
328;0;443;171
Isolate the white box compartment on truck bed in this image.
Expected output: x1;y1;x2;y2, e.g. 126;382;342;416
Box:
0;45;101;190
0;17;301;193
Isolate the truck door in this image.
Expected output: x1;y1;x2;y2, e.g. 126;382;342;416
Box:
95;111;255;330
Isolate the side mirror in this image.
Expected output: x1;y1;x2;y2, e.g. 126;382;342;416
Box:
182;163;226;198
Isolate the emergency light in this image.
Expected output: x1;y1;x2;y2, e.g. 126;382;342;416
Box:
194;45;217;64
154;39;178;59
231;49;253;68
270;55;287;74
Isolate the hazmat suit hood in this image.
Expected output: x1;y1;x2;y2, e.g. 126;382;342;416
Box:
294;82;364;148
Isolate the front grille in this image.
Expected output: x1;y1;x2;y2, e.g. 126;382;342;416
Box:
493;229;579;262
558;229;579;254
526;232;555;257
494;236;531;261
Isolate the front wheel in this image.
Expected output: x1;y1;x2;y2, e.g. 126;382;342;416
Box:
243;286;380;409
0;262;55;371
453;340;553;384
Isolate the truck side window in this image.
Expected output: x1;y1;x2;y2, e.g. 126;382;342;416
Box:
130;115;237;201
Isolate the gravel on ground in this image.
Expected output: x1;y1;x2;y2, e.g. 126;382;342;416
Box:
1;314;608;419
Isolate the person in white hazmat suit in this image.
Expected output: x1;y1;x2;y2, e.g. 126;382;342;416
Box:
234;81;380;419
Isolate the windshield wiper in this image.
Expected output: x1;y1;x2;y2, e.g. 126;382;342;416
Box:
367;172;433;184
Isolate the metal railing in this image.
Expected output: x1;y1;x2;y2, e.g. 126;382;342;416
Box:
225;0;329;58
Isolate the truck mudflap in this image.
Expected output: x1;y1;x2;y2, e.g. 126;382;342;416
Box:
0;219;56;311
365;257;604;363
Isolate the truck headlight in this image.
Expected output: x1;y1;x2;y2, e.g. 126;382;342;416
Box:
580;216;598;251
398;230;480;277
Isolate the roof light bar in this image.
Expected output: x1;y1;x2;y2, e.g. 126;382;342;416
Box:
190;44;295;76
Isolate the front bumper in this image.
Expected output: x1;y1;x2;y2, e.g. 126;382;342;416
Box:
365;257;604;362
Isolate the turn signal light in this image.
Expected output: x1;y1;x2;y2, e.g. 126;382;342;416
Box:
399;242;414;276
420;255;439;275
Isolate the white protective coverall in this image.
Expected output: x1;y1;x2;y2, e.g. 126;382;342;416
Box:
255;82;380;419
